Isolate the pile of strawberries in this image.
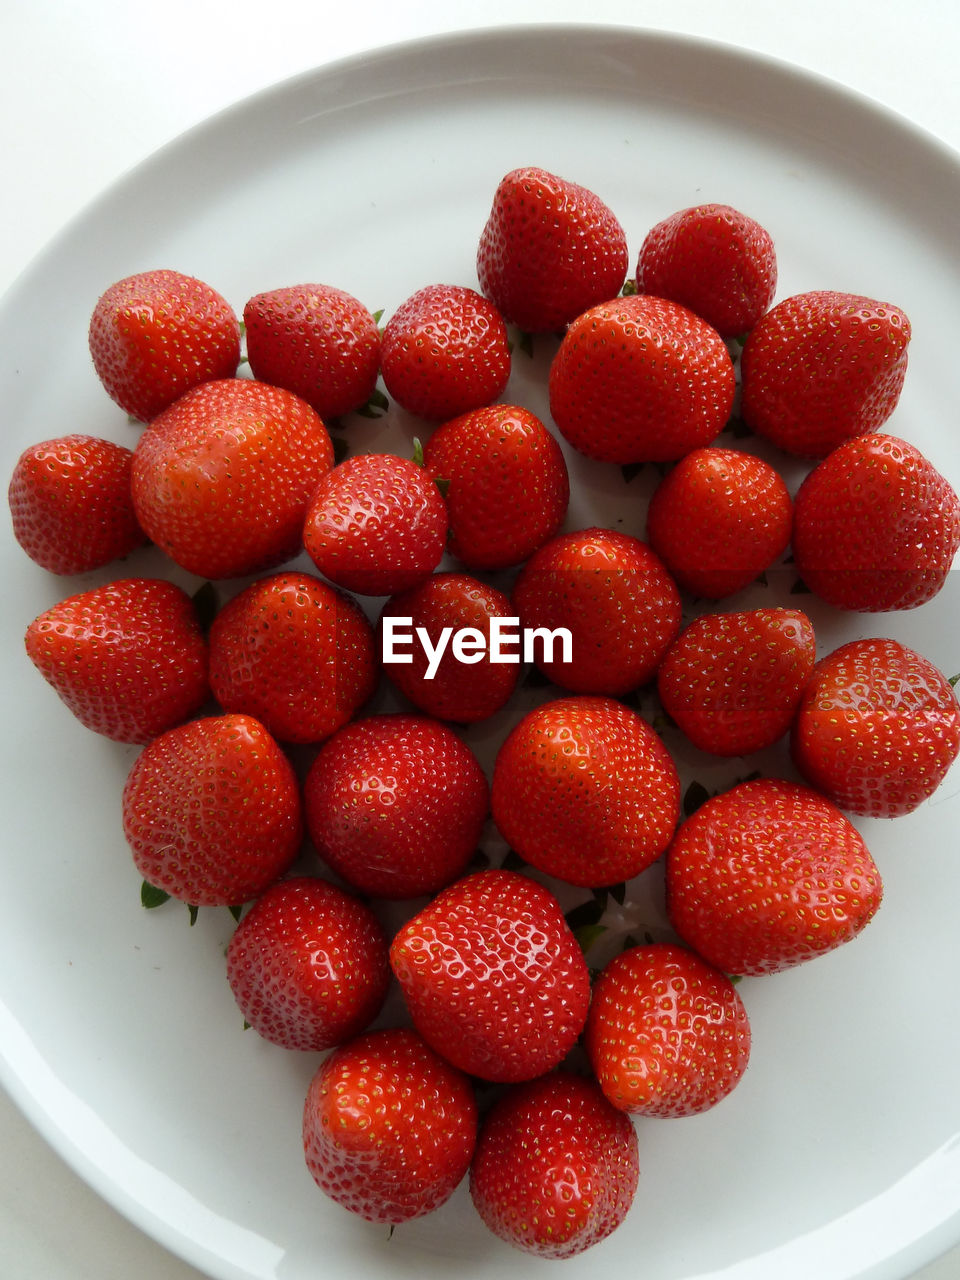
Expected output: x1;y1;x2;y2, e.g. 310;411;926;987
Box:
9;166;960;1260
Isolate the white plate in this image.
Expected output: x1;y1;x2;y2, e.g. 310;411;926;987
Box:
3;24;960;1280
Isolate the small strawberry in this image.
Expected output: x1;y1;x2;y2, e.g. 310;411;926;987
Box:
656;608;816;757
666;778;883;976
88;269;240;421
585;943;751;1117
303;713;489;899
243;283;381;419
380;284;510;421
302;1027;477;1224
302;452;447;596
548;294;735;463
791;433;960;611
225;876;389;1050
791;637;960;817
469;1071;639;1259
635;203;777;337
476;166;628;333
25;577;209;744
389;868;590;1083
122;713;302;906
491;696;680;888
422;404;569;571
131;379;334;580
740;290;910;457
645;446;792;599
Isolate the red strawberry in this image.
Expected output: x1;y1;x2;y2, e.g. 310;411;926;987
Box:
740;291;911;457
377;572;520;723
8;434;146;575
380;284;510;421
208;570;376;744
491;696;680;887
225;876;389;1050
635;203;777;337
302;452;447;596
792;433;960;611
469;1071;639;1259
476;167;628;333
303;713;489;899
585;943;751;1117
243;283;381;419
646;446;792;599
131;379;334;580
88;269;240;421
422;404;569;570
666;778;883;976
511;528;681;695
25;577;209;744
302;1027;477;1224
549;295;735;463
389;868;590;1082
791;637;960;817
656;608;816;757
122;713;302;906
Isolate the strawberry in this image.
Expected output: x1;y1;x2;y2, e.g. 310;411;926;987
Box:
302;1027;477;1224
511;527;681;695
791;433;960;611
131;378;334;580
656;608;816;757
25;577;209;744
491;696;680;888
635;203;777;338
122;713;302;906
379;284;510;421
469;1071;639;1259
302;452;447;596
791;637;960;818
548;294;735;463
377;572;520;723
243;283;381;420
422;403;569;571
585;943;751;1117
8;434;146;575
389;868;590;1082
665;778;883;976
645;446;792;599
740;291;911;457
208;570;376;745
476;166;628;333
88;269;240;421
225;876;389;1051
303;713;489;899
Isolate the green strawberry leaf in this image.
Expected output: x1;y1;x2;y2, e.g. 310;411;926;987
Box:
621;462;645;484
723;414;752;438
683;779;711;817
228;903;244;922
434;476;451;499
501;848;527;872
354;387;389;419
330;435;350;465
573;923;608;955
608;881;626;906
513;328;535;358
372;309;384;325
141;881;170;910
191;581;219;632
620;279;638;296
188;904;200;927
790;577;813;594
412;438;425;467
565;898;606;932
950;673;960;687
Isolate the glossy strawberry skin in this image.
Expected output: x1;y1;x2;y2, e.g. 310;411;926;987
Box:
740;291;910;457
25;577;209;744
302;1027;477;1225
476;166;628;333
469;1071;639;1259
131;379;334;580
389;868;590;1083
122;713;302;906
88;269;240;421
792;433;960;611
303;713;490;899
549;294;735;464
225;876;389;1051
208;571;376;745
666;778;883;976
585;944;751;1117
491;696;681;888
791;638;960;817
